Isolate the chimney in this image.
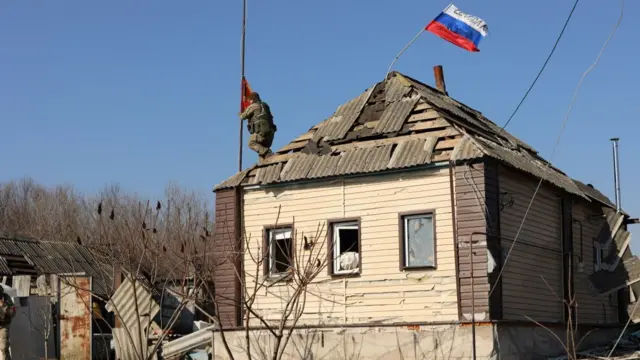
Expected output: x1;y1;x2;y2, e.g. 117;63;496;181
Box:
433;65;447;95
610;137;621;211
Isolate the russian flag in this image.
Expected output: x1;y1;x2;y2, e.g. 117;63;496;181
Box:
426;4;488;52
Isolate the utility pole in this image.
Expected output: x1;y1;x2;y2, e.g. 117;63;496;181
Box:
239;0;247;172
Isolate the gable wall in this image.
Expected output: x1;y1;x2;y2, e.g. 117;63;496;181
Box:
572;200;619;324
241;167;458;325
499;166;564;322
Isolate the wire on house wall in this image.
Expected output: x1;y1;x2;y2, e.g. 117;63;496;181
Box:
489;0;626;298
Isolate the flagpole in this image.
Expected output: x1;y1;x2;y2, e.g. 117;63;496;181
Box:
385;28;426;81
238;0;247;172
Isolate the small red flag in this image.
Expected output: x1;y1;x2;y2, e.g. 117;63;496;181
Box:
241;77;253;112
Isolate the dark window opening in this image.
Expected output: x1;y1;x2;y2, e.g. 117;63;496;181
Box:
332;222;360;274
268;228;293;276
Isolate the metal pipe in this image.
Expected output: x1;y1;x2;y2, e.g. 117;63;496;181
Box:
468;232;487;360
238;0;247;172
610;137;621;211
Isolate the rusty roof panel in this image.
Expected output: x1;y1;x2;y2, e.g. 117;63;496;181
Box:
280;154;315;182
384;76;412;103
336;147;370;175
252;163;282;185
362;145;393;173
307;155;340;179
374;95;420;134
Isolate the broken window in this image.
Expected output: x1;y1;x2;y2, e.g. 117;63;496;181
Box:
401;213;435;269
332;221;360;275
267;228;293;276
593;242;604;271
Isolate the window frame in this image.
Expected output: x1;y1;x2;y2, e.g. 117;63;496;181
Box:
399;210;437;271
327;218;362;277
262;224;294;278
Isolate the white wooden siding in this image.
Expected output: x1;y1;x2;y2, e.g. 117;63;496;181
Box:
242;168;457;325
499;167;564;322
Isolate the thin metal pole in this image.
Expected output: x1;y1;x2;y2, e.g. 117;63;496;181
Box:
385;28;426;81
611;137;621;211
239;0;247;172
469;235;476;360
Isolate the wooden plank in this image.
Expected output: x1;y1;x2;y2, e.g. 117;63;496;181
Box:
404;119;450;132
407;109;442;123
260;153;296;165
435;138;461;150
277;140;308;153
331;130;457;153
414;101;432;111
294;131;315;141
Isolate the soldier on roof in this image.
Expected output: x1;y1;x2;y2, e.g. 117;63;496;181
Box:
239;92;277;164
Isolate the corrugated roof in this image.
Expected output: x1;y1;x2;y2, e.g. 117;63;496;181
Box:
313;87;374;141
213;71;621;213
374;95;420;134
0;235;111;295
384;75;412;103
387;137;437;170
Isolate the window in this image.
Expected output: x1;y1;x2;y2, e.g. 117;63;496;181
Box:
593;241;604;271
265;227;293;276
330;221;360;275
400;212;435;269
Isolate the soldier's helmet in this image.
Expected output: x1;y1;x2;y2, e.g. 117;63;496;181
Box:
248;92;261;102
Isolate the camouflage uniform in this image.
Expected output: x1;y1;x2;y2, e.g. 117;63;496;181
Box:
0;288;14;360
239;96;276;164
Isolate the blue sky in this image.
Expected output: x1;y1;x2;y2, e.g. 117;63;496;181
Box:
1;1;637;249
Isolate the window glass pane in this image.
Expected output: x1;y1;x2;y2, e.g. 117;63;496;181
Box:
406;215;434;267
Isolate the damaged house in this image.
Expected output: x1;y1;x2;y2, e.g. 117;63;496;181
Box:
212;68;639;359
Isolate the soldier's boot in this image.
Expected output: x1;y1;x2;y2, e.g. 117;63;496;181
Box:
258;149;273;165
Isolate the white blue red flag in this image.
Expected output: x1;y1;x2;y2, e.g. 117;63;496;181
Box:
425;4;488;52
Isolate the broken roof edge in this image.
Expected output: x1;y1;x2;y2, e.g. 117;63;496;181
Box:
227;160;453;192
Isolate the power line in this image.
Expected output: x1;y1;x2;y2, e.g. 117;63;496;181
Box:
497;0;580;136
489;0;625;297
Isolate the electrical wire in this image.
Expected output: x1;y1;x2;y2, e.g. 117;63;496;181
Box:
497;0;580;136
489;0;625;297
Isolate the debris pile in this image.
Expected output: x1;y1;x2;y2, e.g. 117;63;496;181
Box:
548;329;640;359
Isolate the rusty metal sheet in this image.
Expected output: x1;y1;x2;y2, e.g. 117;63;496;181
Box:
336;147;371;175
280;153;315;182
59;275;92;359
313;87;374;141
252;163;282;185
362;145;393;173
387;137;438;170
307;155;340;179
374;95;420;134
384;75;412;103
